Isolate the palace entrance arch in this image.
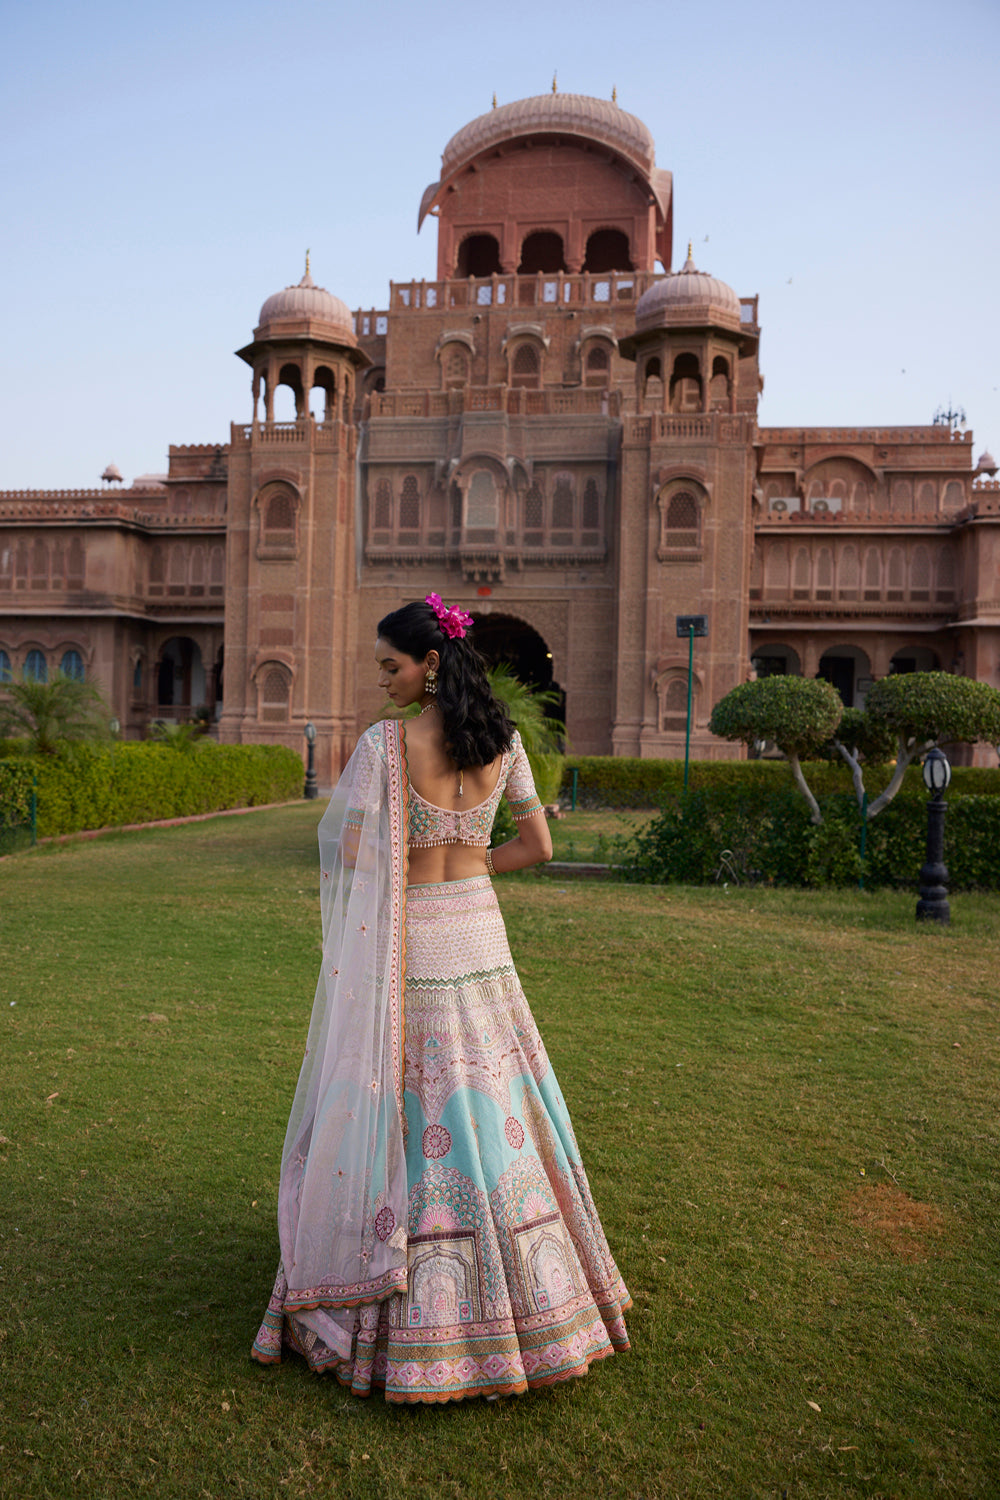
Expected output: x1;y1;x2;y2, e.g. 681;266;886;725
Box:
471;612;565;729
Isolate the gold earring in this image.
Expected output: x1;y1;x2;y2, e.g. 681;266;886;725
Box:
425;667;438;695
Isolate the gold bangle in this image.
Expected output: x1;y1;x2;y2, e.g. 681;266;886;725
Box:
485;847;496;877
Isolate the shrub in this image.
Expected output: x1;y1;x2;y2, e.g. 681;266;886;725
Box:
27;742;303;839
621;781;1000;890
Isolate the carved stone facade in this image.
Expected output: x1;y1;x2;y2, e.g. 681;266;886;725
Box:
2;92;998;778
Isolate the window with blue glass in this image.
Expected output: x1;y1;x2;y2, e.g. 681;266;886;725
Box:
60;649;84;680
0;649;11;683
24;649;47;682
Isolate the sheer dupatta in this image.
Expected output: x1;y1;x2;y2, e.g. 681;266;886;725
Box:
255;719;410;1366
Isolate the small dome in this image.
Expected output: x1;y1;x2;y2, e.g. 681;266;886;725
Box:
636;248;741;330
101;463;123;484
257;268;353;336
976;449;997;475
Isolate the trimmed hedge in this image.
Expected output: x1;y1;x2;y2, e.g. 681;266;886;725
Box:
12;742;303;840
0;760;36;853
562;754;1000;808
527;752;565;806
623;783;1000;890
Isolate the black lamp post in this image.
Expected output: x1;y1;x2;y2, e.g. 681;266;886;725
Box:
303;722;318;800
916;747;951;925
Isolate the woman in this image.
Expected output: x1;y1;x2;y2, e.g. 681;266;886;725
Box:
252;595;630;1403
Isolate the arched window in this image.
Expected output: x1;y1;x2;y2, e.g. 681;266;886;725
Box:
524;484;543;542
133;657;143;694
0;649;11;682
936;549;956;601
917;482;936;514
275;362;303;422
943;480;964;509
660;678;689;732
670;354;702;413
709;356;730;410
30;538;48;590
149;544;165;596
25;649;47;682
259;666;290;724
793;548;810;599
466;471;498;530
443;350;468;389
190;546;205;595
838;545;859;600
887;547;905;601
584;345;610;386
816;547;834;600
583;228;632;273
67;538;85;590
518;231;566;274
911;546;931;601
50;540;66;587
457;234;502;278
643;356;662;404
374;478;392;531
582;479;600;532
863;547;881;600
168;544;188;596
0;542;11;589
399;475;420;532
765;543;790;595
511;343;540;389
60;650;84;681
264;493;294;533
551;474;575;535
665;491;699;548
209;545;225;596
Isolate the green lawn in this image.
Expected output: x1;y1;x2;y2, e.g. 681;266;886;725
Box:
547;806;654;864
2;804;999;1499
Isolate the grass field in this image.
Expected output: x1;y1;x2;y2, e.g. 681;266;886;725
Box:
2;804;999;1499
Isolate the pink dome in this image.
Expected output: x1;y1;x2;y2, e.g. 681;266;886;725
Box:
636;249;741;330
257;270;353;336
441;91;655;178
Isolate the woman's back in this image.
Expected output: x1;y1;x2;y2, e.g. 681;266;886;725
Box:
403;712;504;884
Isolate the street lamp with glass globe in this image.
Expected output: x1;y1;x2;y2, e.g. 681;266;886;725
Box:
916;747;951;925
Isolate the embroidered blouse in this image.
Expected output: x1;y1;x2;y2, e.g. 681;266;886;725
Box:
407;729;542;849
343;724;543;847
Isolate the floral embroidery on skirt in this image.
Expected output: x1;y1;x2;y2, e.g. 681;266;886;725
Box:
252;876;630;1402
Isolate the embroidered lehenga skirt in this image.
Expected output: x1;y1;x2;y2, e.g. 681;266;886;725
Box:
255;876;630;1402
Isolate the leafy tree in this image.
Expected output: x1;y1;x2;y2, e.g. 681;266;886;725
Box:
485;662;564;755
708;675;842;823
836;672;1000;817
148;718;204;753
0;671;111;757
710;670;1000;824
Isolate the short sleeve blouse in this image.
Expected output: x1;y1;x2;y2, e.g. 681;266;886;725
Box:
407;729;543;849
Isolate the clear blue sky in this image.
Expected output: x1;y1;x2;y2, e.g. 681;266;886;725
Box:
2;0;997;489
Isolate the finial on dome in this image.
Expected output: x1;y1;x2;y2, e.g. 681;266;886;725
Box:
612;85;617;103
492;92;497;109
552;72;558;94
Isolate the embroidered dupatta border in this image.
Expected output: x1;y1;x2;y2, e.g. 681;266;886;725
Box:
384;718;409;1131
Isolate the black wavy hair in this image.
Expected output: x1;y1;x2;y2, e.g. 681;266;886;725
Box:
377;600;514;769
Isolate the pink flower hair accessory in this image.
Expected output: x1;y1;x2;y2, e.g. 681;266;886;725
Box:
425;593;473;640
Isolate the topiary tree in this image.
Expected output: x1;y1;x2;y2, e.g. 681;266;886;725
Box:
835;672;1000;817
708;676;843;823
711;670;1000;825
0;671;111;757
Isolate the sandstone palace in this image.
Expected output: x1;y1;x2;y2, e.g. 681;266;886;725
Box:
2;91;998;781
